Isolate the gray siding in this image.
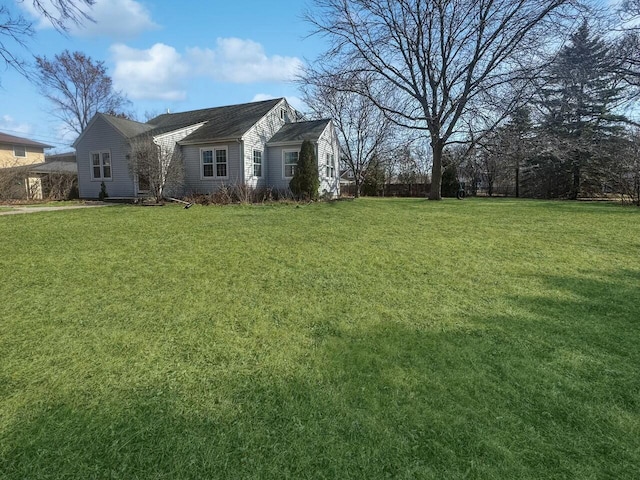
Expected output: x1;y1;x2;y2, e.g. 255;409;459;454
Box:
266;124;340;197
242;99;297;189
182;142;242;194
76;116;134;198
317;122;341;198
267;145;297;191
153;124;205;196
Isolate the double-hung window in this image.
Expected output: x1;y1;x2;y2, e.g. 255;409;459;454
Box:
283;150;299;178
326;153;336;178
90;151;112;180
201;147;228;179
253;150;262;177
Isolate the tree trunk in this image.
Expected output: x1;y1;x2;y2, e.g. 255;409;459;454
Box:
515;162;520;198
429;140;444;200
354;179;361;198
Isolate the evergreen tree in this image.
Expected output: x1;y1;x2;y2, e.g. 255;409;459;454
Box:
440;160;459;198
290;140;320;200
537;21;627;199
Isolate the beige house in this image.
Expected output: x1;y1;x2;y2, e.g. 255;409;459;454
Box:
0;132;53;199
0;132;52;168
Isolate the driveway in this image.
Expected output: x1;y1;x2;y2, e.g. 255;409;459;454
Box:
0;203;112;216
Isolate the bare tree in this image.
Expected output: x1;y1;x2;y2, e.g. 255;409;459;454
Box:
129;135;184;203
0;1;93;77
301;76;393;197
34;50;130;135
306;0;580;199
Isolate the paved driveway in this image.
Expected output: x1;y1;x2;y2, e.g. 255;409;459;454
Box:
0;203;112;216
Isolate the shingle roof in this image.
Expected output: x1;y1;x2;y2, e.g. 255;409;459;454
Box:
0;131;52;148
267;119;331;144
28;160;77;174
147;98;284;142
100;114;154;139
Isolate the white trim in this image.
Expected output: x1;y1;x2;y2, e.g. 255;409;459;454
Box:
282;148;299;179
200;146;229;180
253;149;263;178
89;150;112;181
154;122;206;142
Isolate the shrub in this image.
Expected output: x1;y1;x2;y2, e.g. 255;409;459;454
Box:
98;181;108;201
290;140;320;200
441;162;459;197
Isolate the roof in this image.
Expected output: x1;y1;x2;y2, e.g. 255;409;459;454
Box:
162;98;284;143
76;98;294;146
0;131;52;149
28;160;78;174
267;119;331;145
100;114;154;139
45;151;76;163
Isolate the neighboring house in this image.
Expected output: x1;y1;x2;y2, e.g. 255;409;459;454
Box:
0;132;52;168
26;152;78;200
73;98;341;199
0;132;54;199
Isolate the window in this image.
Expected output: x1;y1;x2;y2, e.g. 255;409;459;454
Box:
326;153;336;178
216;149;227;177
13;145;26;157
90;151;112;180
253;150;262;177
283;150;299;178
201;147;228;179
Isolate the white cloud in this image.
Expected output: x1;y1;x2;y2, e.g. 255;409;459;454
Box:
110;43;188;101
187;38;303;83
0;115;33;136
110;39;304;102
19;0;157;39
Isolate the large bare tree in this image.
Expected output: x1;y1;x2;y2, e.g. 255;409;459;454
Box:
0;1;94;77
35;50;130;135
301;77;394;197
306;0;580;199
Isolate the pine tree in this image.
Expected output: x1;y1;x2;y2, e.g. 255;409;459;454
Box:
290;140;320;200
537;21;627;199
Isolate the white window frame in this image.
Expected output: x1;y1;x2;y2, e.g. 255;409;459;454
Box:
329;153;336;178
13;145;26;157
200;146;229;180
89;150;112;181
253;150;263;178
283;149;299;179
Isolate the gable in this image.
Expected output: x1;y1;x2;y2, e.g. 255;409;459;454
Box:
150;98;286;144
267;120;331;146
74;114;147;148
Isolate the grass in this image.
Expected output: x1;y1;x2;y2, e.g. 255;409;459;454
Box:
1;198;639;479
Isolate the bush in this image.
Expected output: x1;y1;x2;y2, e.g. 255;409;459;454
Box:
98;181;108;201
441;162;459;197
290;140;320;200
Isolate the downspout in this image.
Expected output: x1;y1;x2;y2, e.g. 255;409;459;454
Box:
238;139;245;186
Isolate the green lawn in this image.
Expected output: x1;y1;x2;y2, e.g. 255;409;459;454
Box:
1;198;638;479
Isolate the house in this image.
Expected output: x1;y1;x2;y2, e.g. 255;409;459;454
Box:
26;152;78;200
0;132;52;168
0;132;53;199
73;98;340;199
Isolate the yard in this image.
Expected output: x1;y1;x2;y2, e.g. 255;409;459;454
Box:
1;198;638;479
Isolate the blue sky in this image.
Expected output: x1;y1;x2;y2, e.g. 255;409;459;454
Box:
0;0;325;151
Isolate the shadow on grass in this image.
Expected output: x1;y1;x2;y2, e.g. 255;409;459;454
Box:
1;271;638;479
